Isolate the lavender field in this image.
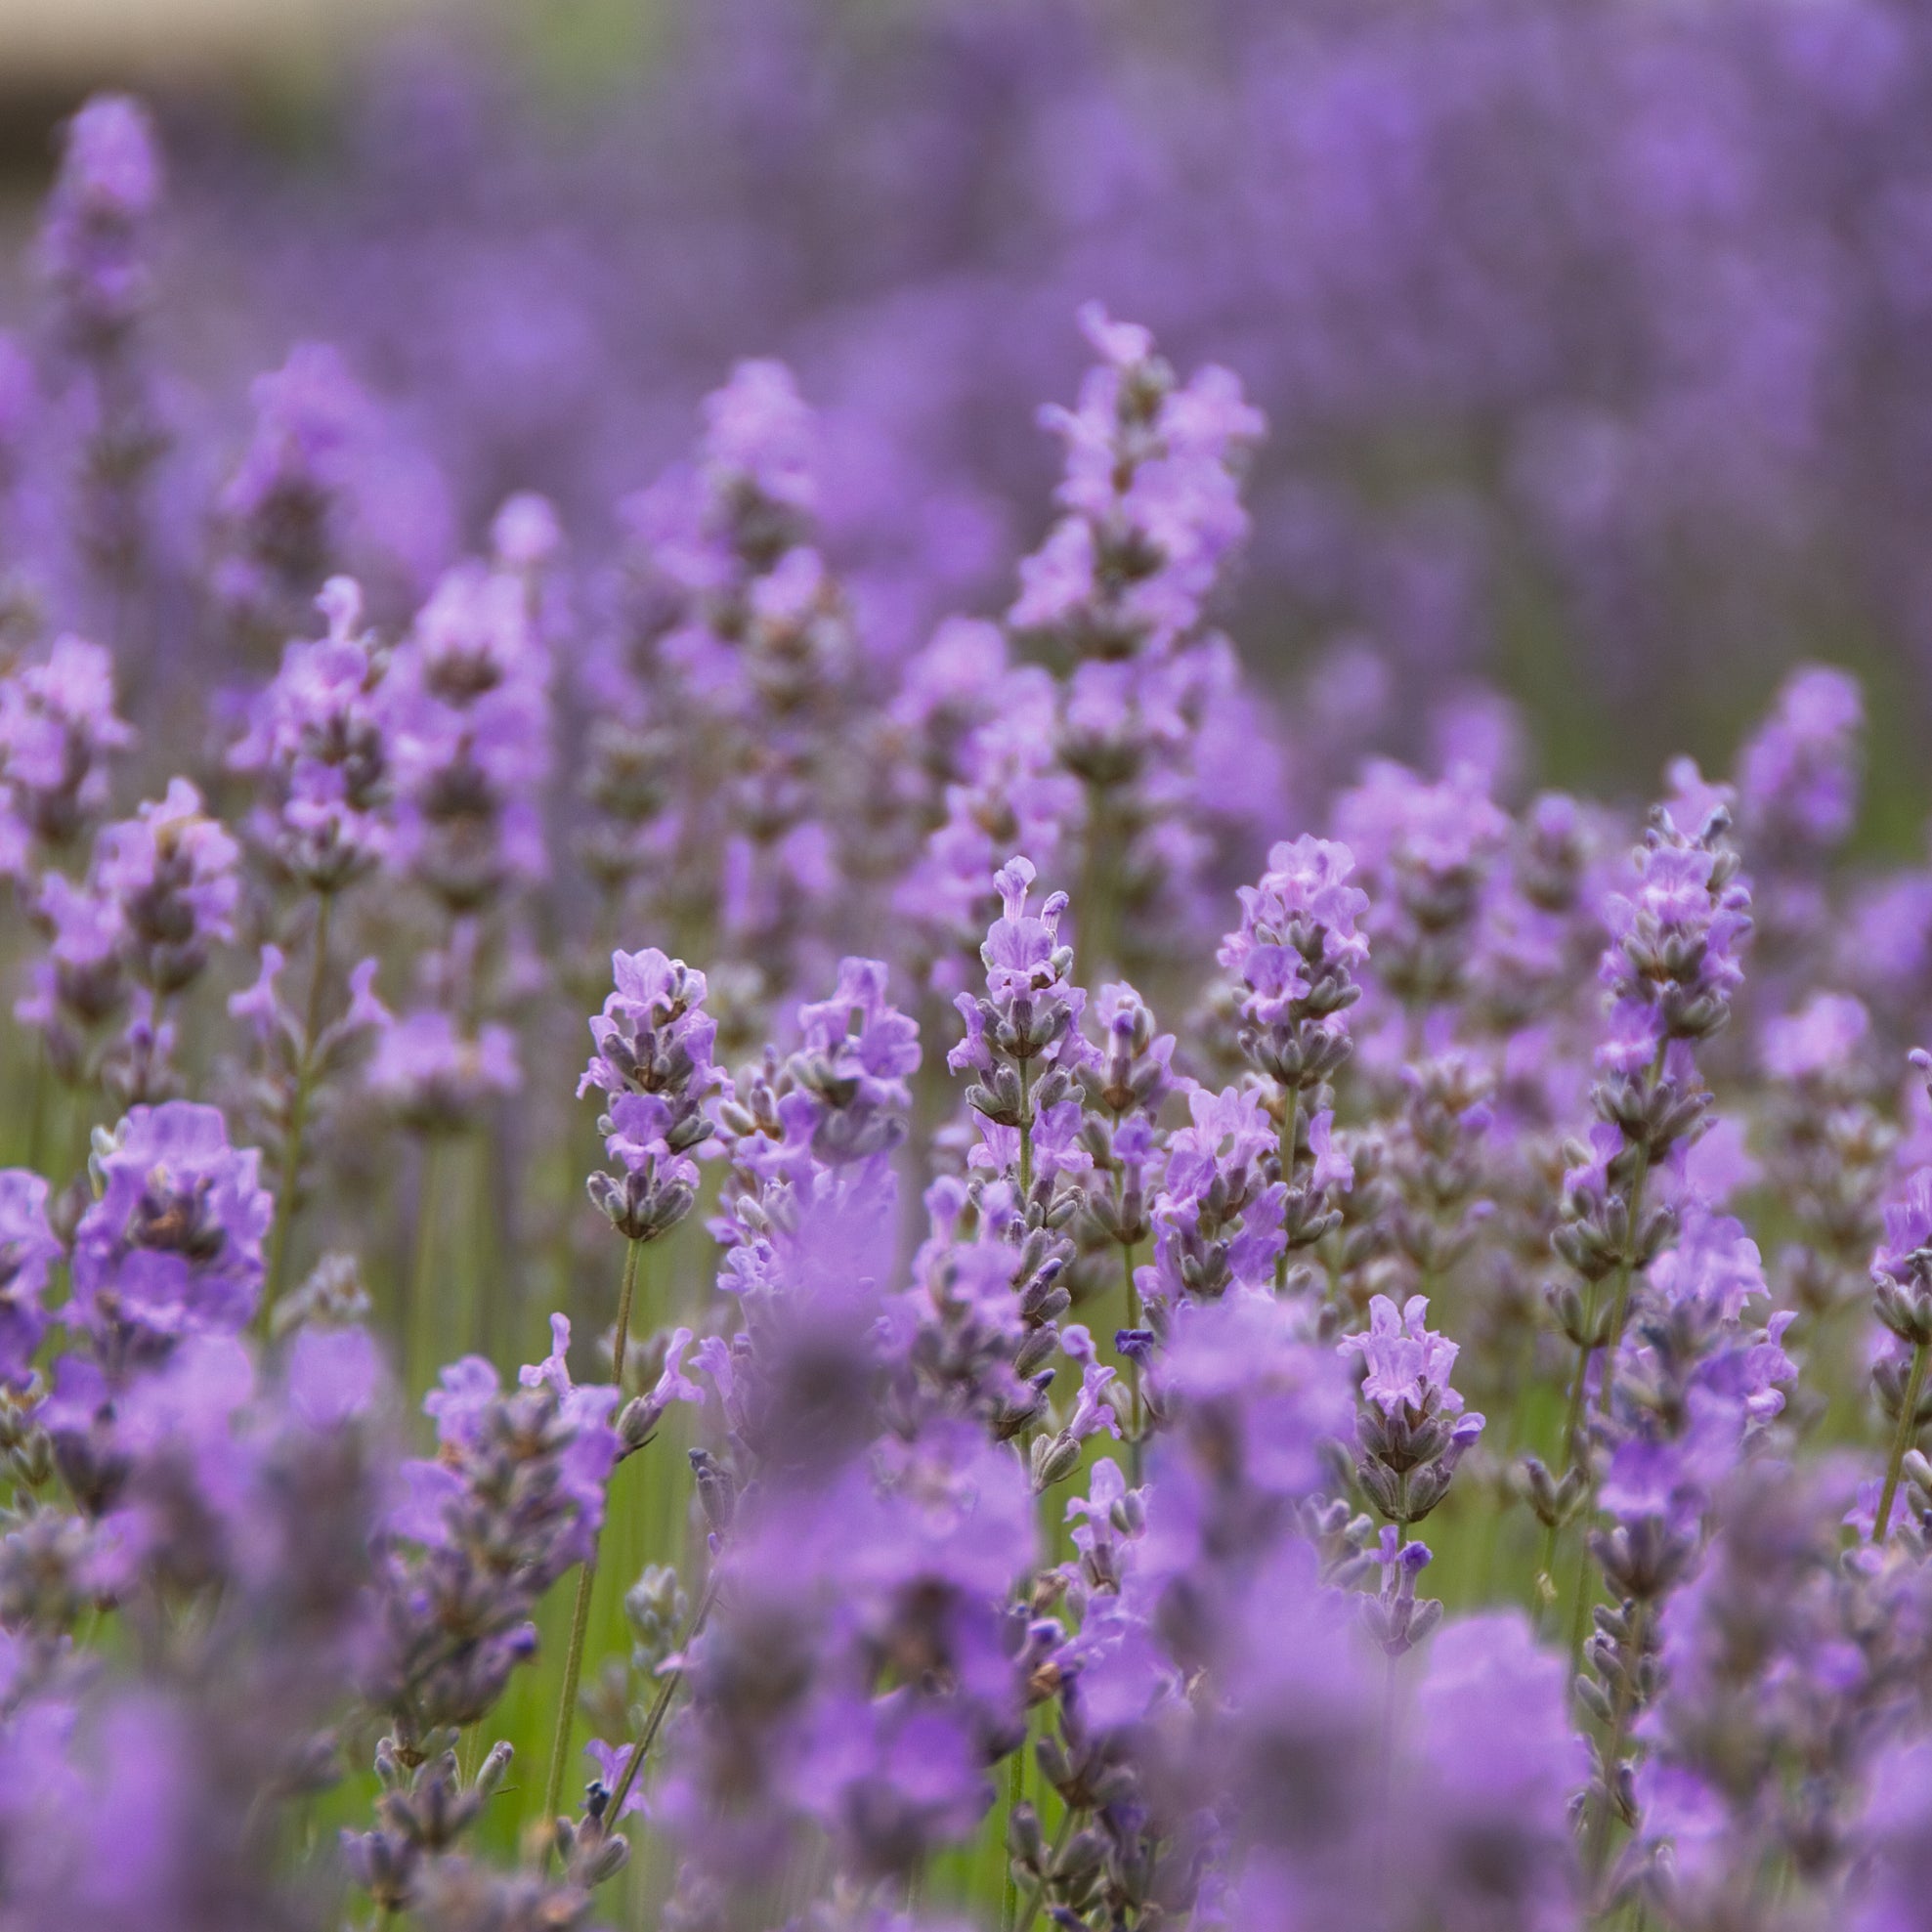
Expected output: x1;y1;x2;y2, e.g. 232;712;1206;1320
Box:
9;4;1932;1929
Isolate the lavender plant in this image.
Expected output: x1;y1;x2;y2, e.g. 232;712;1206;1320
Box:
10;60;1932;1932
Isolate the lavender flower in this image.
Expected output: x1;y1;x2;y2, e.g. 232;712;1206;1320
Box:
37;96;169;623
0;634;132;870
0;1171;61;1387
581;947;719;1245
37;97;160;360
95;777;239;999
229;575;394;890
1012;304;1263;659
365;1008;519;1134
68;1100;273;1352
1600;779;1753;1064
211;345;376;651
367;1332;618;1743
1221;834;1367;1281
1335;759;1510;1014
949;857;1095;1196
388;536;553;913
1343;1293;1485;1531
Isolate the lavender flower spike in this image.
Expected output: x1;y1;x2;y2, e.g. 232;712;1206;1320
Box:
950;856;1095;1195
582;948;719;1246
1342;1293;1485;1530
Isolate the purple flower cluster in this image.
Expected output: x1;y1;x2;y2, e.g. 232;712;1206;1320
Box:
18;772;240;1101
0;634;131;872
229;576;394;891
1012;305;1263;659
582;946;720;1248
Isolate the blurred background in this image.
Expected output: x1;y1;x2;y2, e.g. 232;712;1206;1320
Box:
7;0;1932;850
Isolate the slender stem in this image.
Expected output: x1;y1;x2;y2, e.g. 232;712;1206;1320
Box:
606;1572;721;1820
539;1238;645;1856
1874;1337;1931;1543
612;1239;643;1395
1017;1058;1033;1198
1555;1296;1596;1481
258;891;333;1337
1003;1732;1027;1932
1273;1086;1301;1293
540;1546;600;1848
1538;1291;1598;1637
1013;1804;1079;1932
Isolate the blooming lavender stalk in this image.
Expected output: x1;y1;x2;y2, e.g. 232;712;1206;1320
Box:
1342;1293;1485;1541
1220;835;1367;1291
1336;759;1510;1022
1012;307;1267;980
15;774;239;1121
949;857;1095;1203
538;946;721;1853
3;1324;387;1932
580;947;719;1261
229;576;397;1326
211;345;371;656
590;361;861;1014
0;634;132;878
1068;981;1176;1477
388;520;553;919
36;97;170;657
1576;1205;1793;1885
354;1321;623;1917
65;1100;272;1361
1553;778;1753;1454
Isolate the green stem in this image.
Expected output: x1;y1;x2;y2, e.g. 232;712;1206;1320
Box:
1003;1733;1027;1932
1538;1293;1598;1636
540;1546;600;1851
539;1239;646;1856
258;892;333;1338
1017;1058;1033;1198
1558;1315;1597;1466
606;1572;721;1821
1273;1086;1301;1294
612;1239;643;1395
1874;1337;1932;1543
